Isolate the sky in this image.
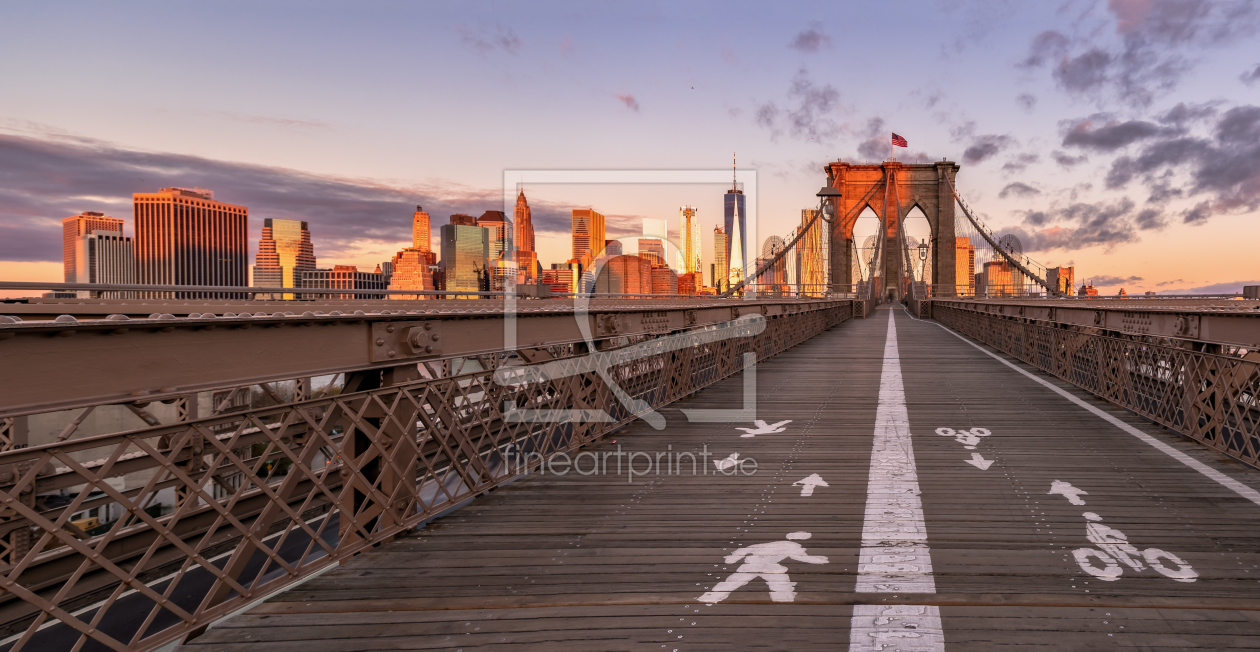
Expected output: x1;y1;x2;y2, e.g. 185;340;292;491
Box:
2;0;1258;294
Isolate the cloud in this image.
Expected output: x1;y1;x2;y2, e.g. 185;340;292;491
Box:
855;118;887;161
962;135;1012;165
1002;153;1039;173
753;69;841;143
0;132;587;264
1095;104;1260;219
1158;279;1260;294
788;22;831;53
1134;207;1167;229
1016;93;1037;111
1157;102;1218;125
1090;274;1144;287
1062;117;1172;151
1243;63;1260;85
998;182;1040;198
1009;197;1145;252
615;94;641;112
1052;150;1088;168
1018;30;1069;68
457;24;522;55
1020;1;1260;107
1054;48;1113;93
1156;278;1186;286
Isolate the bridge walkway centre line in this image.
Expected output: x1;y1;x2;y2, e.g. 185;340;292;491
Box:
179;305;1260;651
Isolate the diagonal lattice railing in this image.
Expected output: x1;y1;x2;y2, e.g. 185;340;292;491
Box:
935;304;1260;468
0;301;852;650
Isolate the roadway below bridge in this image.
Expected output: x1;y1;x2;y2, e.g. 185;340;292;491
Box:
179;305;1260;651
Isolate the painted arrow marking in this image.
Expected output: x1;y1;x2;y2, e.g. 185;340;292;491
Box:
713;453;740;472
964;453;994;470
736;420;792;437
792;474;829;496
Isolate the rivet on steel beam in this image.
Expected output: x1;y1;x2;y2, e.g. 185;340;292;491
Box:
54;315;78;325
424;322;434;330
431;334;440;342
386;325;395;333
339;468;352;478
375;338;385;347
388;350;396;357
425;345;433;353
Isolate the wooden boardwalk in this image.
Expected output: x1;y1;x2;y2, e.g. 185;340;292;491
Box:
182;305;1260;650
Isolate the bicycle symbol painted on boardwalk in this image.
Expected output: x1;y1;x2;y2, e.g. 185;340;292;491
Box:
1073;511;1197;583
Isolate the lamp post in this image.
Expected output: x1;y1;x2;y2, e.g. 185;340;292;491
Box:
814;186;841;297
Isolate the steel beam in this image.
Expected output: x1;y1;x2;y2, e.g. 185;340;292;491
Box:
932;299;1260;349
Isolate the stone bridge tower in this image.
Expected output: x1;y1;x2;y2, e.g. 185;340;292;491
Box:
825;160;960;300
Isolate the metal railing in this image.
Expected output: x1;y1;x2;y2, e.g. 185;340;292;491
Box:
0;299;854;650
934;304;1260;469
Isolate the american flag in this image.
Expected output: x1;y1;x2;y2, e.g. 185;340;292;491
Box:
891;133;908;147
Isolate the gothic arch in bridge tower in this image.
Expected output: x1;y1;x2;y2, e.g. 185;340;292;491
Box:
823;159;961;297
903;205;933;284
850;206;881;285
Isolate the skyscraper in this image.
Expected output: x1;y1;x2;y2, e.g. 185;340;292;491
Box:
571;208;606;263
514;190;537;283
302;265;386;300
441;217;490;297
797;209;825;295
712;227;728;290
133;188;248;298
69;230;134;298
724;181;747;287
62;212;124;282
477;210;513;262
955;237;976;296
638;239;665;266
642;218;667;240
253;218;316;299
1047;266;1075;296
594;255;652;295
680;206;701;275
387;248;437;299
412;206;431;252
514;189;534;253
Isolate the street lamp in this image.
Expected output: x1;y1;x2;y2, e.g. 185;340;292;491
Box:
816;186;841;223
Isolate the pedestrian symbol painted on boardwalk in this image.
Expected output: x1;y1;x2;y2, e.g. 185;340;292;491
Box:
792;474;828;496
736;420;791;437
698;532;828;604
1049;480;1088;505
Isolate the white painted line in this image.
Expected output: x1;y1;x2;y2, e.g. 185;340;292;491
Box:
919;308;1260;508
849;309;944;651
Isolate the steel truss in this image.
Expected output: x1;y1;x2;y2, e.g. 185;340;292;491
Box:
935;304;1260;469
